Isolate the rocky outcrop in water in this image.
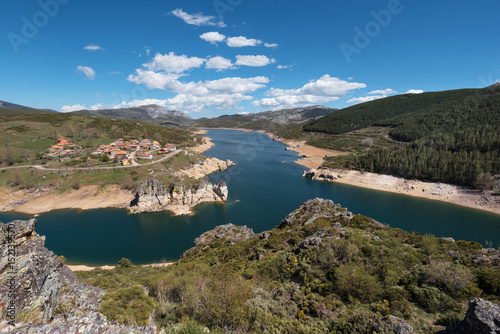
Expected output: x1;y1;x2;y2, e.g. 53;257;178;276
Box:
130;177;228;214
0;219;156;333
443;298;500;333
302;168;343;182
176;157;235;179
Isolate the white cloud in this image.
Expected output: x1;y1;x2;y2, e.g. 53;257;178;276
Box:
206;56;233;71
253;75;366;109
277;65;292;69
264;43;278;48
83;44;105;51
200;32;226;44
405;89;424;94
235;55;275;67
368;88;397;95
61;104;86;113
267;75;366;97
109;71;121;75
144;52;206;73
170;8;225;27
252;95;336;108
76;66;96;80
144;47;151;57
347;95;386;104
238;111;249;115
226;36;262;47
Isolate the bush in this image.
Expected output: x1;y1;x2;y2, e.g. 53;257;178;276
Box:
360;138;374;147
334;264;382;302
71;180;80;190
477;267;500;296
118;257;133;268
99;285;155;326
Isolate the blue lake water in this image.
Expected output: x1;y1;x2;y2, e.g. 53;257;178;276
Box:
1;129;499;265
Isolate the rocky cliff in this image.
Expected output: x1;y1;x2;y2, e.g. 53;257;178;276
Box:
130;177;229;215
176;157;235;179
0;219;156;333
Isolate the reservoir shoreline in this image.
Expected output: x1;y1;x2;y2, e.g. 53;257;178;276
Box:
200;127;500;216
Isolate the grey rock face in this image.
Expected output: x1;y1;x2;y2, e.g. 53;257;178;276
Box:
280;198;352;228
193;224;255;247
131;177;229;213
445;298;500;333
385;315;415;334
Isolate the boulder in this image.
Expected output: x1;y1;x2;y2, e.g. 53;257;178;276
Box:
445;298;500;333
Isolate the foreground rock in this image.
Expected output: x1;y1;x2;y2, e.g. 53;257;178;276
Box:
130;177;228;215
0;219;156;333
444;298;500;333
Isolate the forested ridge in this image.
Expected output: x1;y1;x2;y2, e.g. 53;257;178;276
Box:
305;85;500;188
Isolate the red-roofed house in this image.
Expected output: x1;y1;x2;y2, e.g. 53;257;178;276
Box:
140;154;153;160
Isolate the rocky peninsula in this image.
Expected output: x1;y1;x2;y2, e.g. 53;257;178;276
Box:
130;177;229;215
303;167;500;215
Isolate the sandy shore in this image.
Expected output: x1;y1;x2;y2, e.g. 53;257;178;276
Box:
307;168;500;215
67;262;173;272
191;129;214;153
1;185;132;215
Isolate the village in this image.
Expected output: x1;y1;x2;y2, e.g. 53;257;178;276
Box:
45;137;177;166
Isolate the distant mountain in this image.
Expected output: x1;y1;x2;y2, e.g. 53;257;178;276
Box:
193;105;336;128
72;104;192;124
0;100;56;112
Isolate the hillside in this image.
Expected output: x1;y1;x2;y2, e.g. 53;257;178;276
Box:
302;85;500;189
67;198;500;333
0;99;56;112
72;104;192;125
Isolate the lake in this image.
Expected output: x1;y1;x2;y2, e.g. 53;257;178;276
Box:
1;129;499;265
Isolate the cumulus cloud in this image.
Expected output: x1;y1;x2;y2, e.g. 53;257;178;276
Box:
144;52;206;73
277;65;292;69
347;95;386;104
170;8;225;27
264;43;278;48
405;89;424;94
83;44;105;51
235;55;275;67
200;32;226;44
368;88;397;95
253;75;366;109
76;66;96;80
226;36;262;47
61;104;87;113
206;56;233;71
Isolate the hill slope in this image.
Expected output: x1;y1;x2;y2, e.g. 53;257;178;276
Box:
194;105;336;127
304;86;500;188
74;198;500;333
0;100;56;113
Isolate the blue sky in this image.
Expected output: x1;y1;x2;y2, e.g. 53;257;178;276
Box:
1;0;499;118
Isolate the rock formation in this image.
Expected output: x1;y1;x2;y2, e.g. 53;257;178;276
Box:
176;157;235;179
0;219;156;333
302;167;343;182
444;298;500;333
130;177;229;215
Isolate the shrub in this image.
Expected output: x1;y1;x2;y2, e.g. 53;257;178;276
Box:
118;257;133;268
334;264;382;302
477;267;500;296
99;285;155;326
71;180;80;190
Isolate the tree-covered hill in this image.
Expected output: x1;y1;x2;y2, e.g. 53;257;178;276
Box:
304;85;500;189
